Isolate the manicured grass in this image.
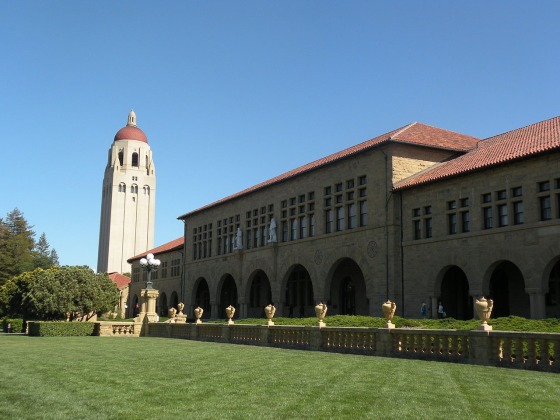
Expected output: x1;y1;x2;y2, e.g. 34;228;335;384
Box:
1;336;559;419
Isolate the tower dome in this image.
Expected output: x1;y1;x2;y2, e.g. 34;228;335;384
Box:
114;110;148;143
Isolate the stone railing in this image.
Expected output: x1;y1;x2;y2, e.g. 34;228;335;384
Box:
142;323;560;373
96;322;141;337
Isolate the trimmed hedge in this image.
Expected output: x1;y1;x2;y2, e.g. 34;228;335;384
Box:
1;318;24;333
28;321;96;337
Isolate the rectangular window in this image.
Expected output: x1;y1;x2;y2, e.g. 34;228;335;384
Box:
336;207;345;231
497;190;507;200
281;221;288;242
424;205;432;215
325;209;333;233
359;201;368;226
512;186;523;197
425;218;432;238
540;196;552;220
460;197;469;207
539;181;550;192
498;204;508;227
482;193;492;203
513;201;524;225
413;208;420;217
461;211;470;233
299;216;307;239
253;228;259;248
290;219;297;240
483;207;493;229
309;214;315;237
246;230;251;249
414;220;421;240
347;203;356;229
448;213;457;234
447;200;457;210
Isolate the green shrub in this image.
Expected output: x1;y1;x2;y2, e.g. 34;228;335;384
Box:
28;321;96;337
2;317;24;333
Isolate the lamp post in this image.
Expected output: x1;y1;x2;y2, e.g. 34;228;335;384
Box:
140;253;160;290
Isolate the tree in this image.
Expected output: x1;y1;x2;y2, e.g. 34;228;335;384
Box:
0;209;59;286
20;266;118;320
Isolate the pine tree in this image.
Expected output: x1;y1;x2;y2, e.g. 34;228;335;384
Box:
33;233;53;269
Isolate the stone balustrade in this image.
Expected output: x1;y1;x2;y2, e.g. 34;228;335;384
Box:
96;321;141;337
136;323;560;373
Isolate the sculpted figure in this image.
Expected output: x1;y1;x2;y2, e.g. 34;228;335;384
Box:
268;218;277;243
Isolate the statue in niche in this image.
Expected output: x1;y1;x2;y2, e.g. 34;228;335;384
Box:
234;227;243;250
268;217;277;243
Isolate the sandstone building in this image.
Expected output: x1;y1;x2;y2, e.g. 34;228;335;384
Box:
128;115;560;320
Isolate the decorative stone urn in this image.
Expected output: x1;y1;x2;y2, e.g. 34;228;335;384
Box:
314;303;327;327
475;297;494;331
175;302;187;323
264;304;276;326
168;307;177;319
225;305;236;325
194;307;204;324
382;300;396;329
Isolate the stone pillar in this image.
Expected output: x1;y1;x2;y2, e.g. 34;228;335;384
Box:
143;288;160;323
375;329;394;357
468;331;494;366
239;301;247;319
211;302;219;320
431;296;438;319
526;288;546;319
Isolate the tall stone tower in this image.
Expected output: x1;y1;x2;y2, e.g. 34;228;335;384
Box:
97;110;156;274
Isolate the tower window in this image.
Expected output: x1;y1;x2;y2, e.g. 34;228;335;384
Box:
132;152;139;167
118;151;124;166
118;183;126;193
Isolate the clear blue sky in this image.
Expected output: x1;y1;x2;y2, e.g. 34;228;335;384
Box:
1;1;559;270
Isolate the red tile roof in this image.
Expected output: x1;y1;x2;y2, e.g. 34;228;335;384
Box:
108;272;131;289
127;237;184;263
179;122;479;218
394;115;560;190
114;125;148;143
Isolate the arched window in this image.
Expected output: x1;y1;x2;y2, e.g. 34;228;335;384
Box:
118;150;124;166
118;183;126;193
132;152;139;167
131;184;138;194
143;186;150;195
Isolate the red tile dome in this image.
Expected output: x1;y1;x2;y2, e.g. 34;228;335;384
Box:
114;125;148;143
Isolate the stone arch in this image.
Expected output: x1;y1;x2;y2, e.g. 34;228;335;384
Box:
157;292;168;317
245;269;272;318
218;274;239;319
170;291;179;310
437;265;472;320
326;257;368;316
131;294;140;318
281;264;314;318
484;260;529;318
193;277;211;319
543;256;560;318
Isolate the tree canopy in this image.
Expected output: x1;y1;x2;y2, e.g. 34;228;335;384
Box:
0;208;59;286
0;266;118;320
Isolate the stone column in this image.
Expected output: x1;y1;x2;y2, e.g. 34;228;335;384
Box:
526;288;546;319
143;288;160;323
211;302;219;320
431;296;438;319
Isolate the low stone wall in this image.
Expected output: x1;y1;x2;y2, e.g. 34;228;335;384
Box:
144;323;560;373
96;321;141;337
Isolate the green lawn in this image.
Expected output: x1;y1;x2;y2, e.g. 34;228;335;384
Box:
1;336;559;419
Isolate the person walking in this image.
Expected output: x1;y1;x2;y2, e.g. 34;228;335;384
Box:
420;302;428;319
438;302;445;319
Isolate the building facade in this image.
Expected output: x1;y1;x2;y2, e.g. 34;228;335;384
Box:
128;115;560;320
97;111;156;274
